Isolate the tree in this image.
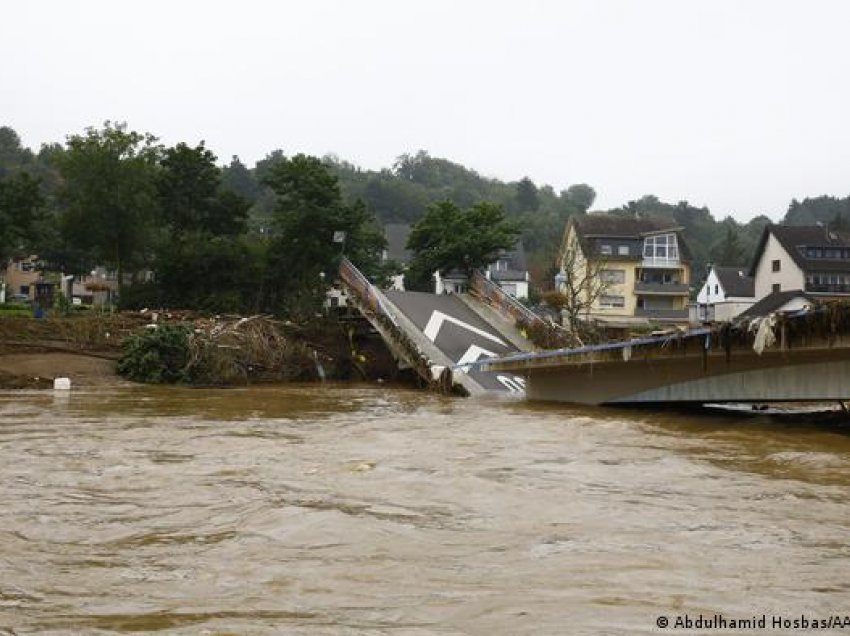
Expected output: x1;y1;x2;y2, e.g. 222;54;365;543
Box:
157;142;249;237
554;227;609;343
220;155;261;204
0;126;34;176
405;200;520;289
134;141;255;312
711;222;747;266
515;177;540;211
0;171;44;263
262;154;386;316
563;183;596;213
56;122;161;282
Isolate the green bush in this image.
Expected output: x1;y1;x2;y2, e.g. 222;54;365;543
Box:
117;325;192;383
0;303;32;316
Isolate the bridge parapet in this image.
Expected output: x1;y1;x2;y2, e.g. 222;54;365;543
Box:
338;258;459;395
474;303;850;404
469;270;544;329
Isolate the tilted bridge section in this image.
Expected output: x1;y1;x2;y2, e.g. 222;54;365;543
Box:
338;258;539;396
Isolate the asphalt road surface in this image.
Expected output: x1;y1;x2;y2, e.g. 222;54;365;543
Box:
384;291;526;393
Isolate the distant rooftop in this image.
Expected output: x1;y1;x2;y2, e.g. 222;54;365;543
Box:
384;223;412;264
714;266;754;298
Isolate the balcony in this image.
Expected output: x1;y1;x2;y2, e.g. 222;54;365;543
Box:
635;307;689;321
805;283;850;295
640;257;682;268
634;282;690;295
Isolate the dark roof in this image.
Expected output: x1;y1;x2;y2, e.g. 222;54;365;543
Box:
569;213;693;262
494;242;527;269
748;224;850;276
737;289;813;320
384;223;412;264
714;266;754;298
490;269;527;282
573;213;684;236
486;242;528;282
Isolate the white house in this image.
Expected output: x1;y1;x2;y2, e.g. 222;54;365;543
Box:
483;244;530;300
750;224;850;300
731;223;850;319
696;266;755;322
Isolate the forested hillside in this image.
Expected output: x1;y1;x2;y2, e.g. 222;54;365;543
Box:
2;123;848;297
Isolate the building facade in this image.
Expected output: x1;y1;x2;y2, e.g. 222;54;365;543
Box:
749;225;850;302
557;214;692;328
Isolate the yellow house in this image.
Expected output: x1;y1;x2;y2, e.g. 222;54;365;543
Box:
557;214;692;329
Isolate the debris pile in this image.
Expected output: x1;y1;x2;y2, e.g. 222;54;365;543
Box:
186;315;317;385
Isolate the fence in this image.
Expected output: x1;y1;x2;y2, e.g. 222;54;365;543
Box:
338;257;397;327
338;258;456;393
469;270;544;327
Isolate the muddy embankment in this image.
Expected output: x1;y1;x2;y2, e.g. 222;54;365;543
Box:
0;311;406;390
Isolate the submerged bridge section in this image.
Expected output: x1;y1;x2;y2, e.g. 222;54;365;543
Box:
474;310;850;405
339;259;534;395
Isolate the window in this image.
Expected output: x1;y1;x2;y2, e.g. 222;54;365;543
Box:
600;269;625;284
642;233;679;261
617;245;629;256
714;284;719;294
771;259;781;272
800;246;850;260
600;294;625;308
772;283;781;293
600;244;613;256
808;273;850;288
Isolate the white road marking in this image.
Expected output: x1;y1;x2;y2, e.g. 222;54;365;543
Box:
456;344;499;369
423;310;507;346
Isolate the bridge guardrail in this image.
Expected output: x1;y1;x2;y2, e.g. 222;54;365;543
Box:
469;270;544;328
339;257;461;394
338;257;398;327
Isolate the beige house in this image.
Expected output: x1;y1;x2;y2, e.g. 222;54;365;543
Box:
557;214;692;329
2;255;41;302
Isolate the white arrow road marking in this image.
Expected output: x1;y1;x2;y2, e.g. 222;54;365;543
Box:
423;310;506;346
455;344;499;371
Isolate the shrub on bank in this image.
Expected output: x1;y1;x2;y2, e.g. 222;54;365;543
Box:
0;303;32;317
117;325;192;383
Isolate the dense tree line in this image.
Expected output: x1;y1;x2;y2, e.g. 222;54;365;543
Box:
0;124;386;317
2;122;849;310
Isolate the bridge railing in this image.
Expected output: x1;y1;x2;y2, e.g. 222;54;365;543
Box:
469;270;544;328
338;257;462;393
338;257;398;327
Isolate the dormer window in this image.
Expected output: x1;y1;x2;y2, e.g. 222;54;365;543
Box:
642;233;679;261
600;244;613;256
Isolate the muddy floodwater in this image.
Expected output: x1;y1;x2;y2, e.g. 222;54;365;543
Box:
1;385;849;635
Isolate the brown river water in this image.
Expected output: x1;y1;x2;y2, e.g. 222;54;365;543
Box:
1;384;849;635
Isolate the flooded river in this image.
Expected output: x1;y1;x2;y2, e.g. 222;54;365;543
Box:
1;384;849;635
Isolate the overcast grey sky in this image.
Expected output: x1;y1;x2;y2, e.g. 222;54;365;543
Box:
4;1;849;221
